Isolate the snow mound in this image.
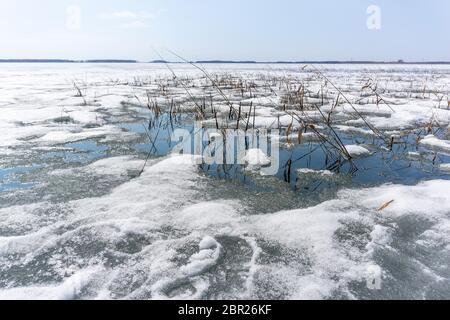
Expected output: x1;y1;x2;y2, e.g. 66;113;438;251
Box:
151;236;222;300
243;149;271;169
345;145;371;157
297;168;335;177
180;237;222;277
439;163;450;173
420;135;450;153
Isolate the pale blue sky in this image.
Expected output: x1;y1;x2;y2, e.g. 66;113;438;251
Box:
0;0;449;61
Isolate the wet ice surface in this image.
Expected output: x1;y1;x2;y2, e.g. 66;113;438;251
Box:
1;63;450;300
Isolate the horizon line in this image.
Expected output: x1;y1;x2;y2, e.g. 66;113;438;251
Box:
1;58;450;65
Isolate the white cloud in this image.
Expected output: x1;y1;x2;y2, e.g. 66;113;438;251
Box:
120;20;150;29
98;11;138;20
98;11;157;21
98;10;156;29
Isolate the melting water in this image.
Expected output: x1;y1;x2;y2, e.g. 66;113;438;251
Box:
127;113;450;196
0;165;40;192
2;110;450;211
3;121;449;196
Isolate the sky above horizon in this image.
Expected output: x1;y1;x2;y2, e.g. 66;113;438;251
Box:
0;0;449;62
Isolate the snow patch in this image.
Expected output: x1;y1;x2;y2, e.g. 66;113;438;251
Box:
345;145;371;157
439;163;450;173
420;135;450;153
0;267;101;300
243;149;271;170
297;168;335;177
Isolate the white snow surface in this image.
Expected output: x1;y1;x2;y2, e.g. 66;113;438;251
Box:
1;154;450;299
1;63;450;300
345;145;372;157
420;135;450;153
243;149;271;167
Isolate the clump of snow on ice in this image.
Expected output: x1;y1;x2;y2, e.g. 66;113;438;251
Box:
199;236;218;250
345;145;371;157
335;125;375;137
181;237;222;277
243;149;271;170
420;135;450;153
151;236;222;299
407;151;422;160
297;168;335;177
439;163;450;173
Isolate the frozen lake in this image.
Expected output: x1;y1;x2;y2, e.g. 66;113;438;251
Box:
0;63;450;300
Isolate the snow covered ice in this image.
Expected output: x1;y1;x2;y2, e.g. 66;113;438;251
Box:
1;63;450;300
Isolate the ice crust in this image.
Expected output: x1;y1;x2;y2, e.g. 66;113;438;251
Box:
1;63;450;300
1;155;449;299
